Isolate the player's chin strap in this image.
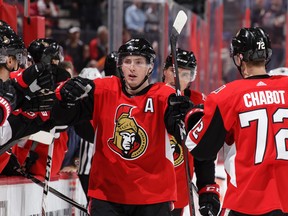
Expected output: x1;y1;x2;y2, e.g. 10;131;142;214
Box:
232;56;244;78
237;65;244;78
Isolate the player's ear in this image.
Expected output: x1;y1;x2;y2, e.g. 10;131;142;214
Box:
148;63;154;73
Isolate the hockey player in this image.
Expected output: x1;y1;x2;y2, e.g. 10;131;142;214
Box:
11;38;71;178
0;22;57;175
53;38;178;215
0;22;26;173
163;48;220;216
184;27;288;215
0;21;27;127
0;21;72;179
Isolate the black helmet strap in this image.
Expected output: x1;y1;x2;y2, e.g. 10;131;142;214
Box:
232;54;244;78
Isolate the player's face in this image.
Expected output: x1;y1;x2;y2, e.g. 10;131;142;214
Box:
163;66;191;91
8;55;19;70
120;131;136;151
0;56;18;81
121;56;152;88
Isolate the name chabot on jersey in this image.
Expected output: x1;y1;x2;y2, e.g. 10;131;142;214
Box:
243;90;285;107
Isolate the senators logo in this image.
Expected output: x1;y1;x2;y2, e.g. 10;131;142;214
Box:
170;136;184;167
108;104;148;159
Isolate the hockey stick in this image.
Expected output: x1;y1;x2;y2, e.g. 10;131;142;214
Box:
15;168;88;214
0;131;55;156
29;131;55;145
170;10;196;216
0;139;21;156
170;10;188;98
41;129;55;216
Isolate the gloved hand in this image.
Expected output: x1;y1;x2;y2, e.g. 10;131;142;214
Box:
198;184;221;216
0;79;17;126
164;93;193;142
55;76;93;107
21;91;55;112
23;150;39;172
184;104;204;131
13;63;57;93
50;65;71;85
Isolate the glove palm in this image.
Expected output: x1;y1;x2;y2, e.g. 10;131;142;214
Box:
55;77;93;107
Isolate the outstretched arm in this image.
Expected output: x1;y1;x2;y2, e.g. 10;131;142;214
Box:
52;76;95;126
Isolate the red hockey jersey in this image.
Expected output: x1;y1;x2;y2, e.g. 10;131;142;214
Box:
186;75;288;214
12;111;68;179
87;76;177;205
14;130;68;179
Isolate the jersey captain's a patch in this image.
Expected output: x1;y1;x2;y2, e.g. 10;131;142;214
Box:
108;104;148;159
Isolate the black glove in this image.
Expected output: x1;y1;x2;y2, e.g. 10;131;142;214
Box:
50;65;71;85
38;64;71;91
164;94;193;142
21;91;56;112
0;79;17;126
36;64;55;91
55;76;93;107
198;184;221;216
23;150;39;172
13;63;63;93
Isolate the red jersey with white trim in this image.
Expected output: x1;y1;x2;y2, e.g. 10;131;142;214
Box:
11;110;68;178
186;75;288;214
88;76;177;205
173;89;205;208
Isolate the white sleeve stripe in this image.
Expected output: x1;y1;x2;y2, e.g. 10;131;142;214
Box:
185;134;197;152
0;120;12;146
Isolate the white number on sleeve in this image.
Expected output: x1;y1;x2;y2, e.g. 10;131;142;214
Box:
192;121;204;140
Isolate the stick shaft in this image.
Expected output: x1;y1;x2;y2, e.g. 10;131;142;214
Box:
41;137;54;215
16;168;88;214
170;35;182;97
170;10;196;216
